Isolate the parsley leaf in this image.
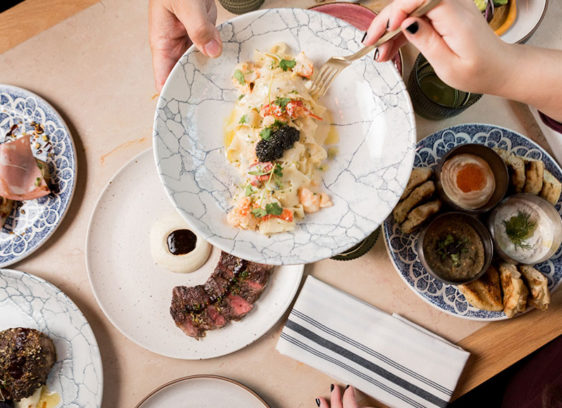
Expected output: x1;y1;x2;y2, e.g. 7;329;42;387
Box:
251;208;267;218
239;115;247;124
266;202;283;216
279;59;296;71
275;97;291;110
244;185;254;196
234;69;245;85
273;163;283;178
259;128;272;140
238;94;245;100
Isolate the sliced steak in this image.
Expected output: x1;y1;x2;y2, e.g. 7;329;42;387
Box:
235;262;273;303
170;252;274;338
219;294;254;321
170;286;210;338
0;328;56;401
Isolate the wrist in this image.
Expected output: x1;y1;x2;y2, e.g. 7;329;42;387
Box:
483;42;520;97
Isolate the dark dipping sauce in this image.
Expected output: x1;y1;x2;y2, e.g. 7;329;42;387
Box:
422;217;485;282
167;229;197;255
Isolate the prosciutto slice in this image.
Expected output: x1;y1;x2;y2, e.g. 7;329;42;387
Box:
0;135;50;200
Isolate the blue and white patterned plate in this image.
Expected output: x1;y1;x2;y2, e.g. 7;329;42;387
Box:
0;269;103;407
0;85;77;267
153;8;415;265
383;124;562;321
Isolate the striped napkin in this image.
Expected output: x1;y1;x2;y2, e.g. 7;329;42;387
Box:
276;276;470;408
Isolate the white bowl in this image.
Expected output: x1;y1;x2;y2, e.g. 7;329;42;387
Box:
153;8;415;265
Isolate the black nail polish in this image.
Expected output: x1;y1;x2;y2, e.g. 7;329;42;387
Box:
345;384;350;390
374;48;379;61
330;384;334;392
406;22;419;34
386;20;390;29
316;398;321;407
361;31;367;42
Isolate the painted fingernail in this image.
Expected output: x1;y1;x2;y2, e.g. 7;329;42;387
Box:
345;384;350;390
386;20;390;29
330;384;334;392
315;398;321;407
406;22;419;34
361;31;368;43
374;48;380;61
204;39;221;57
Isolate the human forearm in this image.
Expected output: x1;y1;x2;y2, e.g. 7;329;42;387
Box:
493;44;562;121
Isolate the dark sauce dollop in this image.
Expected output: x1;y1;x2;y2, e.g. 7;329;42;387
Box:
167;229;197;255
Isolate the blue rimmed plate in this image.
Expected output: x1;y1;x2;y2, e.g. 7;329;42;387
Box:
383;124;562;320
0;85;77;267
0;268;103;406
153;8;415;265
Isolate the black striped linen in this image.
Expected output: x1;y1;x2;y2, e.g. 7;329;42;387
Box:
276;276;470;408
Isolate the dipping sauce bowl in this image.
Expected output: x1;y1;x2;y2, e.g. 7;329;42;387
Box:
417;212;494;285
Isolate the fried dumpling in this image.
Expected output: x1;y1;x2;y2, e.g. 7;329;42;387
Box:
499;263;529;318
458;265;503;311
518;265;550;311
400;167;433;201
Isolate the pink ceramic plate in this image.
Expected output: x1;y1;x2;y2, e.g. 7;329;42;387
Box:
310;2;403;76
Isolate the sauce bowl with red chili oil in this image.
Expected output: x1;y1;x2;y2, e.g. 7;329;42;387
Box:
435;144;509;214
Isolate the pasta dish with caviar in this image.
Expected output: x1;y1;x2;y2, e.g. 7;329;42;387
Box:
225;44;335;235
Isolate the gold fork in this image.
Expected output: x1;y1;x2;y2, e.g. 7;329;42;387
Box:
309;0;442;98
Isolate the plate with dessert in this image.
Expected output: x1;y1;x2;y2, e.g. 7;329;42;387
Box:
0;269;103;407
383;124;562;320
0;85;77;267
152;8;416;265
86;149;304;359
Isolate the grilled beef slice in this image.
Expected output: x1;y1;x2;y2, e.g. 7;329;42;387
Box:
170;252;273;338
0;328;56;402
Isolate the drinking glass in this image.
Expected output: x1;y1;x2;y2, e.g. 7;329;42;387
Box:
407;53;482;120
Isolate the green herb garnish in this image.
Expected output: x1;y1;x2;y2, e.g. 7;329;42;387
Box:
265;202;283;216
259;127;272;140
275;97;291;111
279;59;296;71
273;163;283;178
238;94;245;100
239;114;247;124
234;69;245;85
436;234;467;267
35;177;41;187
503;211;537;249
244;185;254;196
251;208;267;217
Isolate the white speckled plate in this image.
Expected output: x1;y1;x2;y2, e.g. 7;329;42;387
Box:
135;375;269;408
0;269;103;407
153;8;416;265
0;85;77;267
383;124;562;320
86;149;304;359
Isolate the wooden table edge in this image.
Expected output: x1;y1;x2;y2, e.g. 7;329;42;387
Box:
452;289;562;400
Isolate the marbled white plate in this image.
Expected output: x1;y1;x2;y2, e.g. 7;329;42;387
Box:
0;85;77;267
383;124;562;320
0;269;103;406
153;8;416;265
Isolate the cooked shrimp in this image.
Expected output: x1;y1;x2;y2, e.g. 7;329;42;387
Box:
298;187;321;213
295;51;314;78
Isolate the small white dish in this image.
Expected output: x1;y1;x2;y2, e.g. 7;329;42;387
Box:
153;8;416;265
135;375;269;408
86;149;304;359
0;269;103;407
501;0;548;44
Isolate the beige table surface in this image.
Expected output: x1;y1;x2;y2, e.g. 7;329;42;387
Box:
0;0;561;407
